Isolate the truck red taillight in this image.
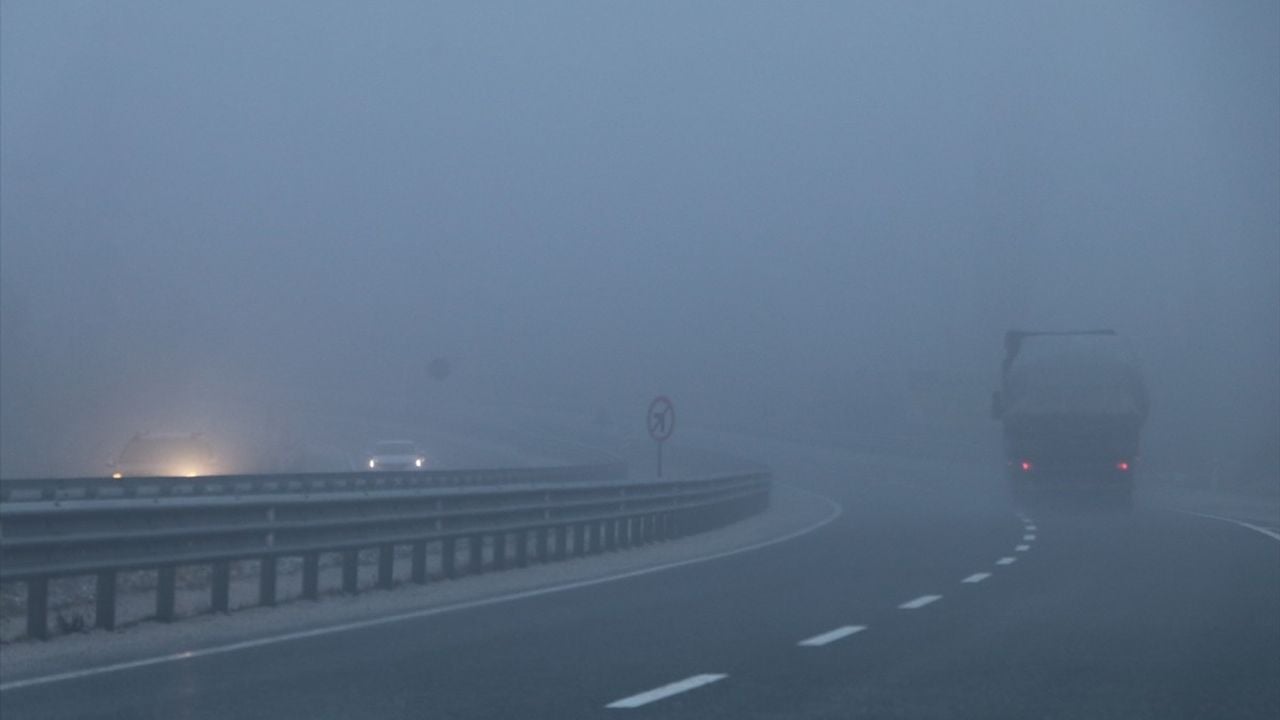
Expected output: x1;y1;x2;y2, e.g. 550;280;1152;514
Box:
1019;460;1033;472
1116;461;1130;472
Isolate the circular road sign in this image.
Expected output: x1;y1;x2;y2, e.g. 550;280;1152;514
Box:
647;396;675;442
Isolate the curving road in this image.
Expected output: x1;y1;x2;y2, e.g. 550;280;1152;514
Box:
2;437;1276;719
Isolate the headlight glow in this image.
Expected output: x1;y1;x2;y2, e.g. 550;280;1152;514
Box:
369;459;376;468
415;458;423;468
112;472;123;479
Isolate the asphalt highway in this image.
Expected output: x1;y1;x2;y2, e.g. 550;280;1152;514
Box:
2;439;1276;719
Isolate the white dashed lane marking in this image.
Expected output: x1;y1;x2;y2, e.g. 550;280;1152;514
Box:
996;557;1017;565
1023;534;1036;541
1015;544;1031;552
962;572;991;584
606;674;728;709
899;595;943;610
797;625;867;647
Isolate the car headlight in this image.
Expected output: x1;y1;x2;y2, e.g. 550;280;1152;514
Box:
112;472;123;479
368;459;376;469
415;458;423;468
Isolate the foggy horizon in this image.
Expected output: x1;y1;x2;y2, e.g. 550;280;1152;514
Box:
2;1;1276;481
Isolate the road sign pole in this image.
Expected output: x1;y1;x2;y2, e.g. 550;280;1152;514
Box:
647;395;675;481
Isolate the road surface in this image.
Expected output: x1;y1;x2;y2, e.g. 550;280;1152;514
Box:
2;437;1276;719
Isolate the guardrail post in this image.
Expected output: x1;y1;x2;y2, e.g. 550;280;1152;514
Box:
515;531;529;567
342;550;359;593
574;523;587;556
212;561;230;613
443;538;457;578
303;553;320;600
411;541;427;584
260;557;277;606
536;527;549;562
493;532;508;570
96;571;117;631
469;534;484;574
595;522;606;553
378;544;395;590
27;577;49;640
555;525;568;560
157;565;177;622
606;520;619;551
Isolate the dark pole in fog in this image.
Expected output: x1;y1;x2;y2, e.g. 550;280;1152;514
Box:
648;396;675;479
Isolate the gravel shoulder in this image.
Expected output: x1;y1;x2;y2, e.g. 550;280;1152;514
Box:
0;481;836;684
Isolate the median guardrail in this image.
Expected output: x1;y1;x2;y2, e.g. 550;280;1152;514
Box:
0;462;627;503
0;466;770;639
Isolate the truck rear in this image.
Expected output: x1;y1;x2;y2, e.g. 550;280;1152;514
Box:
991;330;1148;506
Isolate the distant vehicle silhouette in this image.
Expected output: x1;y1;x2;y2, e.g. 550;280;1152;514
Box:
110;433;218;478
992;330;1148;508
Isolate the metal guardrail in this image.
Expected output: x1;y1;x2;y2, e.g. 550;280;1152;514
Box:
0;463;628;502
0;466;770;640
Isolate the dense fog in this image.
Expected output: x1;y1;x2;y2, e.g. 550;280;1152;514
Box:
2;1;1276;483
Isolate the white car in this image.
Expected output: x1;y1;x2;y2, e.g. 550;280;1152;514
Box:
365;440;427;471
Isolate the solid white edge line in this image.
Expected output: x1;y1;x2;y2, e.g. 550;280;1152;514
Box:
0;483;843;693
1015;544;1030;551
797;625;866;647
961;572;991;584
996;557;1016;565
606;673;728;708
898;594;942;609
1175;509;1280;543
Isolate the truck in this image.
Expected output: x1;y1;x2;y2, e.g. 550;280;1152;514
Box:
990;330;1149;506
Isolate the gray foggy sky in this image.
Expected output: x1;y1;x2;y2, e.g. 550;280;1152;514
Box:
2;1;1277;478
